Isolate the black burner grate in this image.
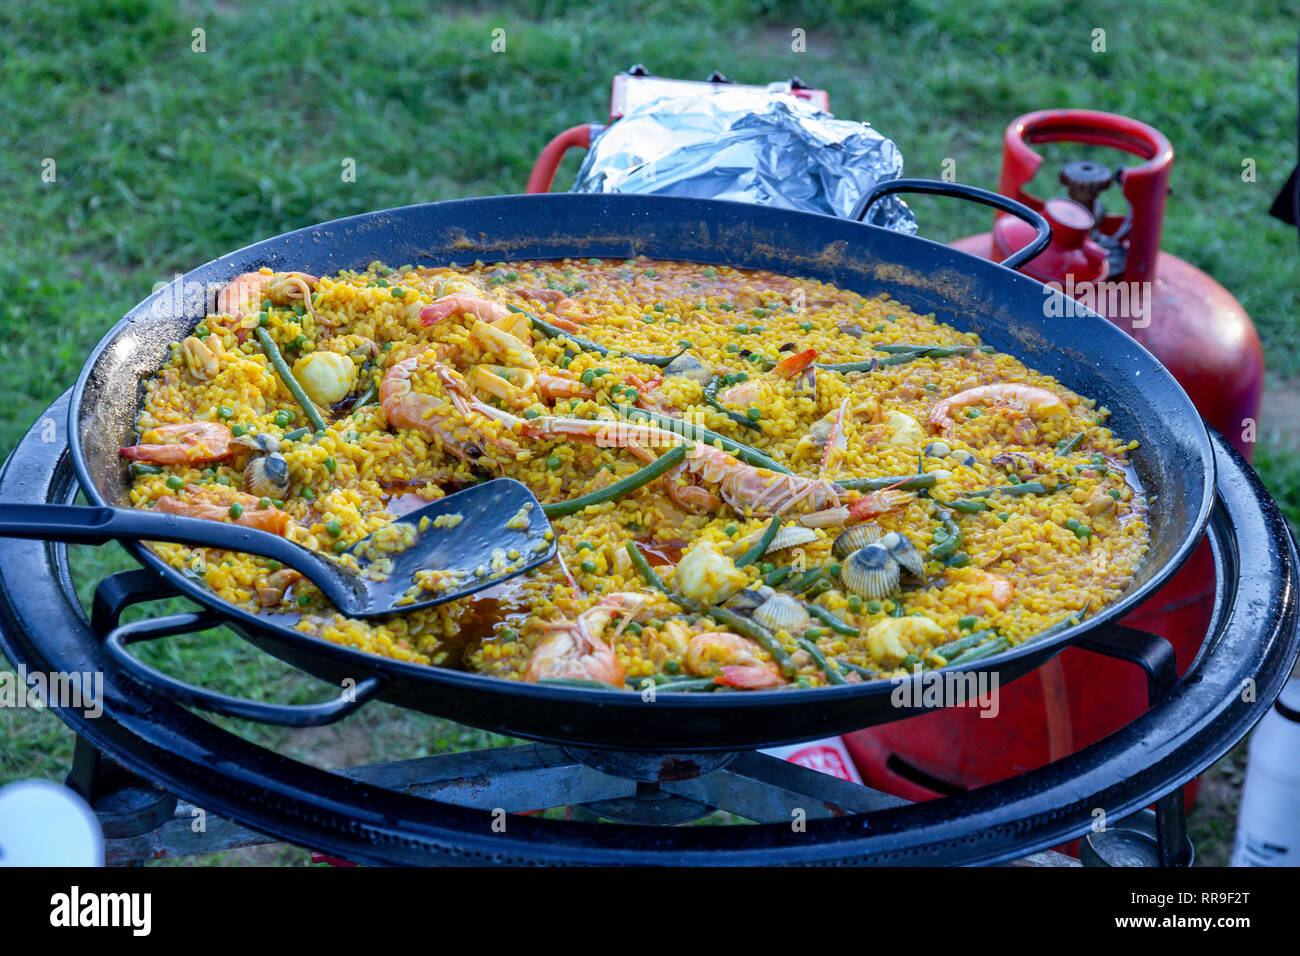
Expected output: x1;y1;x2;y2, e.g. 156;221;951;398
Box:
2;393;1297;866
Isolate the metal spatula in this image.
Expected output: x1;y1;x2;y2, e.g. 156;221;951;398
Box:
0;479;555;618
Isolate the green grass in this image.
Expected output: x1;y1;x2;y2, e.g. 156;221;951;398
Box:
2;0;1295;863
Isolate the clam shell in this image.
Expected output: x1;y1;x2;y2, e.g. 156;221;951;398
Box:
242;452;290;498
724;588;768;614
880;531;926;578
233;432;281;455
840;543;900;599
832;523;883;559
663;353;713;384
735;525;819;558
924;440;951;459
752;594;810;634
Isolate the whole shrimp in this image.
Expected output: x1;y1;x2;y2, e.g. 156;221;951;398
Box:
216;271;319;319
524;592;645;686
379;356;520;463
120;422;233;465
685;632;786;689
928;383;1068;436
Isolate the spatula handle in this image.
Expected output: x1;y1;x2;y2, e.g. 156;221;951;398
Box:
0;502;332;574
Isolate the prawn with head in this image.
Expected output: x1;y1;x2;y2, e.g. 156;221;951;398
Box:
513;414;912;526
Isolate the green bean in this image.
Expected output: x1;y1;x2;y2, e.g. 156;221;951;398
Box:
737;515;782;567
1057;431;1086;455
836;473;938;492
282;427;310;442
933;629;996;661
626;543;795;677
805;603;858;636
797;637;849;685
947;636;1011;665
609;403;792;474
653;678;723;693
1028;603;1090;642
543;445;686;518
835;659;877;679
929;511;962;561
131;463;163;476
352;382;378;409
535;677;620;689
788;566;827;594
946;498;989;514
256;327;327;433
763;565;795;588
703;375;760;431
965;481;1048;498
626;541;671;595
816;344;993;373
508;304;685;367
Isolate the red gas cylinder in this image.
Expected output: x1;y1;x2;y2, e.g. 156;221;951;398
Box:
843;110;1264;812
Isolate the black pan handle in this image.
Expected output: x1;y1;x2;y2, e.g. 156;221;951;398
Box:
852;178;1053;271
104;611;389;727
0;501;342;585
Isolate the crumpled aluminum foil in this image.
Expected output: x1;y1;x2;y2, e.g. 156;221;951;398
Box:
571;86;916;232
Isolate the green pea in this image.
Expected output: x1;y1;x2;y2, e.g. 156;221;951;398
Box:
274;409;294;427
726;343;740;353
747;407;761;421
323;456;336;473
1108;489;1121;499
724;524;738;536
998;512;1010;522
580;369;597;386
333;540;349;553
546;456;561;470
195;324;209;338
524;409;541;419
228;502;244;519
297;593;312;608
828;562;842;578
805;627;823;640
664;659;681;674
759;562;774;575
165;475;184;491
300;487;316;500
580;559;597;574
576;541;593;551
625;621;642;636
799;322;814;331
325;519;342;537
390;287;405;298
258;497;271;509
867;600;882;614
848;594;863;613
217;405;233;419
498;627;518;641
958;615;978;631
965;408;983;418
231;424;248;437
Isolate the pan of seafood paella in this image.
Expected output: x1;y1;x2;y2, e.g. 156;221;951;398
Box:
67;185;1215;750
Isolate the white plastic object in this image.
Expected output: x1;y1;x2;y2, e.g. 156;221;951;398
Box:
1231;677;1300;866
0;780;104;867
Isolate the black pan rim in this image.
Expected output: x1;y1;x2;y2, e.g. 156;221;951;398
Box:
67;192;1217;709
